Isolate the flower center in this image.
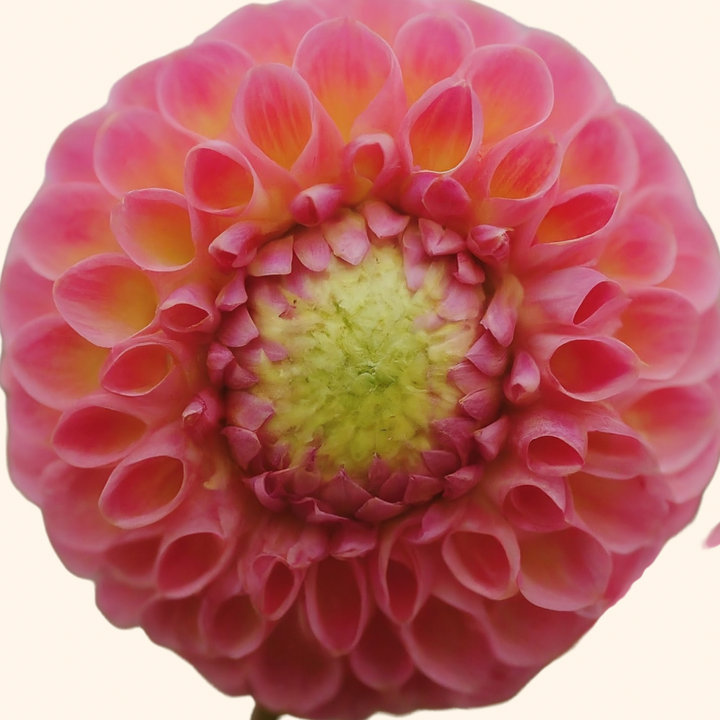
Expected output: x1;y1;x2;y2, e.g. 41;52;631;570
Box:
248;244;477;478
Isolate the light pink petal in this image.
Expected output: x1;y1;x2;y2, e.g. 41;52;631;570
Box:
294;227;333;272
674;304;720;385
569;473;669;553
305;556;369;655
442;503;520;600
349;609;414;690
226;391;274;431
0;258;56;342
99;424;191;528
439;1;527;46
9;316;108;410
248;606;343;716
458;375;503;424
467;224;510;268
209;222;263;268
518;528;612;611
561;112;640;191
218;306;260;348
111;189;195;271
473;415;510;461
108;57;165;111
295;18;406;141
158;284;220;341
46;110;108;183
400;80;482;173
94;108;196;197
199;0;326;65
291;184;344;226
598;209;677;289
223;426;261;470
524;266;627;332
394;13;475;104
13;182;118;280
234;63;343;186
248;236;294;277
485;594;594;668
158;40;253;138
512;405;587;476
661;253;720;314
462;44;553;146
96;577;154;629
481;274;523;347
535;335;640;402
323;210;371;265
623;385;719;474
524;30;613;143
54;254;157;347
41;462;118;552
52;395;147;468
615;288;699;380
402;597;494;694
418;218;466;256
454;251;485;285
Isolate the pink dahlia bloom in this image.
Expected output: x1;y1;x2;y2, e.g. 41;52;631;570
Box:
2;0;719;717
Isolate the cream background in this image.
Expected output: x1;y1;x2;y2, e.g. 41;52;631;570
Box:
1;1;719;718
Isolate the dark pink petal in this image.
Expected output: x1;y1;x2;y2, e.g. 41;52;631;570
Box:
401;80;481;173
462;44;553;146
248;607;343;716
111;189;195;271
485;594;594;668
54;254;157;347
94;108;196;196
467;224;510;268
106;534;161;585
394;13;475;104
53;395;147;468
569;473;669;553
96;577;154;629
349;609;414;690
537;335;640;402
158;40;253;137
99;424;191;528
200;0;326;64
155;489;237;598
41;462;118;552
518;528;612;611
473;415;510;461
623;385;719;474
402;597;494;693
512;406;587;476
295;18;406;141
561;113;639;191
503;351;541;406
141;596;205;656
158;284;221;341
442;503;520;600
14;182;118;280
615;288;699;380
9;316;107;410
305;557;369;654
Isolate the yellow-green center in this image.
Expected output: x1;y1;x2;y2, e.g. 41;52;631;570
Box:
251;245;476;478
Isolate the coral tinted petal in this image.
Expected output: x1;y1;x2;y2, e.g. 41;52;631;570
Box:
158;40;253;138
94;109;195;196
54;254;157;348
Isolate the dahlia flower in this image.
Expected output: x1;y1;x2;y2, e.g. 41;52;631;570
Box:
2;0;719;718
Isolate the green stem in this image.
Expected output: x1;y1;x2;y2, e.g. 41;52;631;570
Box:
251;704;282;720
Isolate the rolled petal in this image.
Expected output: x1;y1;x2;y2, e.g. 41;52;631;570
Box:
518;528;612;611
462;44;553;146
158;40;253;137
94;108;196;196
111;190;195;271
295;18;406;140
54;254;157;347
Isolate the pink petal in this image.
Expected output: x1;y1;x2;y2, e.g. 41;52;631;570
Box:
218;306;260;348
462;44;553;146
400;80;481;173
46;110;108;183
473;415;510;461
518;528;612;611
294;227;333;272
13;182;118;280
342;132;404;202
0;258;56;343
158;40;253;137
503;351;541;406
305;557;369;654
158;284;221;340
323;210;371;265
248;236;294;277
465;328;509;377
52;395;147;468
111;189;195;271
481;274;523;347
54;254;157;347
418;218;466;256
394;13;475;104
108;57;165;112
294;18;406;141
9;315;108;410
290;184;344;226
94;108;196;196
561;112;640;191
226;391;274;431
